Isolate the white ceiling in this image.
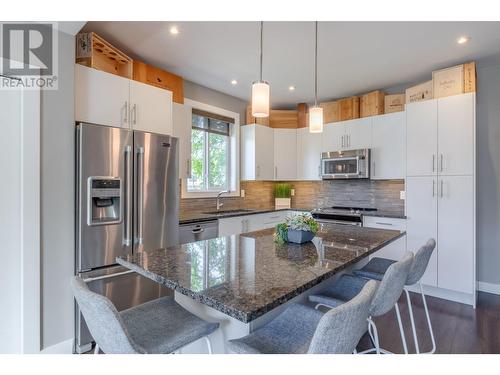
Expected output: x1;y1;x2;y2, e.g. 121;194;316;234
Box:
83;21;500;107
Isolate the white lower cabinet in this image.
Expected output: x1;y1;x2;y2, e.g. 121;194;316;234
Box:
437;175;474;294
218;211;291;237
363;216;406;261
218;216;249;237
406;176;438;287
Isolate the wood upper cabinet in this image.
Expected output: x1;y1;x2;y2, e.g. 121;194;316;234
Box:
133;61;184;104
75;64;130;127
437;93;475;176
406;99;438;176
371;112;405;179
274;129;297;180
75;64;173;135
297;127;322;180
129;80;172;135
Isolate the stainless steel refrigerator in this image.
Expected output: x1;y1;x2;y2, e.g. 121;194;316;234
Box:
75;122;179;353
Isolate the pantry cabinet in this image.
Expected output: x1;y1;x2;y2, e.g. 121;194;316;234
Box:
75;64;173;135
296;127;322;180
405;93;476;303
274;129;297;180
241;124;275;180
371;112;406;179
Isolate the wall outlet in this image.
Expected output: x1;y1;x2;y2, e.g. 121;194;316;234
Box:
400;191;405;200
240;189;245;198
291;189;295;196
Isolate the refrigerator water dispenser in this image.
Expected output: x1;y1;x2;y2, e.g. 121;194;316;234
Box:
87;177;122;226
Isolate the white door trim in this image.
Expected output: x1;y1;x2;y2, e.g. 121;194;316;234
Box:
1;59;42;353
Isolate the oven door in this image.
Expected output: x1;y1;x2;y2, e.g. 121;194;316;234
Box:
321;156;360;179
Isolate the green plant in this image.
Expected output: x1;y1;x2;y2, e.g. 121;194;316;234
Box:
274;214;319;244
274;183;292;198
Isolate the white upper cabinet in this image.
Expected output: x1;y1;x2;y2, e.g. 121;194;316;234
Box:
406;99;438;176
344;117;372;150
75;64;173;135
172;103;192;179
75;64;130;127
437;175;474;294
274;129;297;180
405;176;438;287
129;80;173;135
371;112;405;179
437;93;475;176
297;127;322;180
241;124;275;180
321;123;345;152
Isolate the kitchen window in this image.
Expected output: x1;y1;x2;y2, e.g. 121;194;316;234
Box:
187;109;232;192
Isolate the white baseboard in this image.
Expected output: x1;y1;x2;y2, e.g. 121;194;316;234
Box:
40;338;74;354
406;284;475;306
478;281;500;295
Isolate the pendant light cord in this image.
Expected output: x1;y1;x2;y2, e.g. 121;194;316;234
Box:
260;21;263;82
314;21;318;107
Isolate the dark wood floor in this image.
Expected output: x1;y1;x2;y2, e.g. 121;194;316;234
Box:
356;291;500;354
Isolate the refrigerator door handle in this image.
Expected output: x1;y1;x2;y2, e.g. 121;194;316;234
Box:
136;147;145;245
123;145;132;246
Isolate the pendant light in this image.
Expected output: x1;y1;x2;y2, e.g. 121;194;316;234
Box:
252;21;270;118
309;21;323;133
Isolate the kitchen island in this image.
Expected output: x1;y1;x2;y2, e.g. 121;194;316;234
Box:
117;224;405;353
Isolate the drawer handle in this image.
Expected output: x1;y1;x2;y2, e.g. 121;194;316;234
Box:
191;228;204;234
375;222;393;226
269;215;280;219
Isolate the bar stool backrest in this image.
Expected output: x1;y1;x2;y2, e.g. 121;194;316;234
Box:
71;276;143;354
369;252;414;317
406;239;436;286
308;280;378;354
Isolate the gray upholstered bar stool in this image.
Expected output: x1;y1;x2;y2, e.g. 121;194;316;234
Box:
353;239;437;354
309;252;414;354
227;280;377;354
71;276;219;354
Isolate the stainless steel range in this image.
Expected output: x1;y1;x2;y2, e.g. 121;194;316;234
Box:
311;206;378;226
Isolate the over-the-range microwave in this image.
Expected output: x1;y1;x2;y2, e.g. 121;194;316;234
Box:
321;149;370;179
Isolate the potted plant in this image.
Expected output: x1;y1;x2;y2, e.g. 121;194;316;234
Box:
274;183;292;209
274;214;319;244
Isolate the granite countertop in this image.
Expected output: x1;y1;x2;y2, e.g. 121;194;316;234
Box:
179;207;313;225
117;224;405;323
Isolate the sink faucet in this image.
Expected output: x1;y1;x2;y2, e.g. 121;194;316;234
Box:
216;190;229;211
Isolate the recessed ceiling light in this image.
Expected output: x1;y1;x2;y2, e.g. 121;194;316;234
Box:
457;36;470;44
170;26;179;35
231;79;238;85
289;85;296;91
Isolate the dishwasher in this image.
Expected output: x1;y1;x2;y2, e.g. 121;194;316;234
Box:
179;220;219;244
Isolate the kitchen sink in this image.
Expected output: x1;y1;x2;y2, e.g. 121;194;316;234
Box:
203;209;255;215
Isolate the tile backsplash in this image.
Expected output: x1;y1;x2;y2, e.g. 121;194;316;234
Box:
180;179;405;217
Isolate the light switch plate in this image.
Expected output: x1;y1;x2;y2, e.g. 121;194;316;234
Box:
240;189;245;198
400;191;405;200
291;189;295;196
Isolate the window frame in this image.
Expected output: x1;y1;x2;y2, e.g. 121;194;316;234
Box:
181;99;240;199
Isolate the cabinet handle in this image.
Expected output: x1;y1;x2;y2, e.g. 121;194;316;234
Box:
432;155;435;172
440;154;444;172
432;180;436;197
341;135;344;148
440;180;444;198
373;161;376;177
275;166;278;179
186;159;191;179
132;104;137;125
348;134;351;148
122;101;128;125
318;165;321;178
375;222;393;226
256;165;260;178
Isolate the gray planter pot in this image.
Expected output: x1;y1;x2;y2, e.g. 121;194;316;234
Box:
287;229;315;244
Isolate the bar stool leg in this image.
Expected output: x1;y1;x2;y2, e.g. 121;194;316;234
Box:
395;303;408;354
420;283;436;354
405;288;420;353
204;336;213;354
368;317;381;354
94;344;100;354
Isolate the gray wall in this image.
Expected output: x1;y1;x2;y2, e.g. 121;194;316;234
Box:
40;30;75;349
476;55;500;285
184;79;247;122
